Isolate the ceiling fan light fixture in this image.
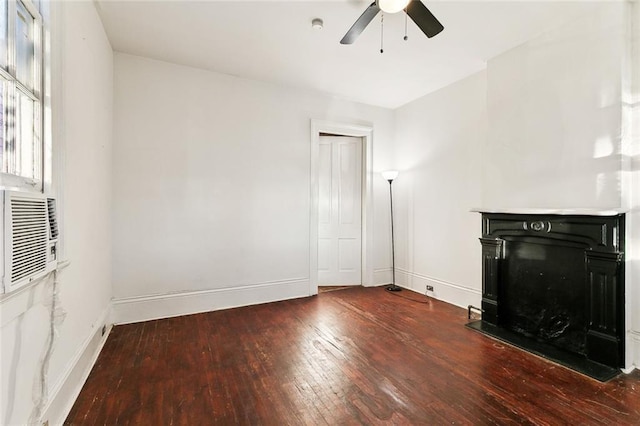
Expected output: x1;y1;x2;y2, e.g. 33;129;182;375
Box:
377;0;410;14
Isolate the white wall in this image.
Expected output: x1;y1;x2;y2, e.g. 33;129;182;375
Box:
111;54;395;323
393;71;486;307
624;0;640;370
0;2;114;424
483;3;626;210
48;0;114;419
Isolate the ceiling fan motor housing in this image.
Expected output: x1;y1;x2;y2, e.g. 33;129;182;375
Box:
340;0;444;45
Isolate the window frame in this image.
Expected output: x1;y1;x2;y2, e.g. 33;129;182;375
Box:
0;0;45;193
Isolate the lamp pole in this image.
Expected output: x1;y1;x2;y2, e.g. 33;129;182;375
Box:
382;171;401;292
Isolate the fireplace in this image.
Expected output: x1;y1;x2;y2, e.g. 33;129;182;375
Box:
467;211;625;381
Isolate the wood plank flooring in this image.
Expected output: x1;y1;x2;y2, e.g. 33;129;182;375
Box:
66;287;640;425
318;286;353;293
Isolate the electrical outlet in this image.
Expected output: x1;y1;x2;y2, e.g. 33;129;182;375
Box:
426;285;434;292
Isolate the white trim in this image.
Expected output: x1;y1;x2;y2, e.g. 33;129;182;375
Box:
623;0;639;374
112;278;309;325
309;120;374;295
373;267;392;286
471;207;627;216
628;331;640;372
395;268;482;309
41;304;112;426
624;209;638;371
0;0;46;191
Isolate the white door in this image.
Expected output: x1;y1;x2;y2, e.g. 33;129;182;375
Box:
318;136;362;285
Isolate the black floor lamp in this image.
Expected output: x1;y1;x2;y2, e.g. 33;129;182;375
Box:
382;171;401;292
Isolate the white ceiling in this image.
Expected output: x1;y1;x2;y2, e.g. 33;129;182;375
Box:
95;0;600;109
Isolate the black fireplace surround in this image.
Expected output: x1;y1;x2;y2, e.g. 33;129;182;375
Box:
467;212;625;381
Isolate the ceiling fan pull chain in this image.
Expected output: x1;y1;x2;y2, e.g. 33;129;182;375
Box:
404;9;408;41
380;13;384;53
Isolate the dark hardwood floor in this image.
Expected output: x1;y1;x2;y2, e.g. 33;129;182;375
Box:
318;285;353;293
66;287;640;425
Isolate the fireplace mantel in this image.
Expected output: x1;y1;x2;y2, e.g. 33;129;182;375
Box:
471;207;627;216
468;211;625;381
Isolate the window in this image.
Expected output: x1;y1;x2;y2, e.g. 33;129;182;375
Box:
0;0;43;191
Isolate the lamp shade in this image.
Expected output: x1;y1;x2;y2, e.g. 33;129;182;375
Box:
382;170;399;181
378;0;410;14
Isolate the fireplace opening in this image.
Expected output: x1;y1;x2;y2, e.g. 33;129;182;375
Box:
503;239;587;355
467;212;625;382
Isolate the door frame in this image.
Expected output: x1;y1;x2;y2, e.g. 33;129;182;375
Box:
309;119;373;295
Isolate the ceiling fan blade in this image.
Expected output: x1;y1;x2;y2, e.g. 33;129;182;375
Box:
405;0;444;38
340;2;380;45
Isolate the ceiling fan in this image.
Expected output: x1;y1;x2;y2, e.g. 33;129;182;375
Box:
340;0;444;45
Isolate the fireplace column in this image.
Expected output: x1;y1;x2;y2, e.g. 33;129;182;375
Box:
585;250;624;367
480;237;504;326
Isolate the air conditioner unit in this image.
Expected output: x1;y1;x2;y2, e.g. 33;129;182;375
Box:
1;191;59;294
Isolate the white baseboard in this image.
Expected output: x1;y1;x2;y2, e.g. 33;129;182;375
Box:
395;268;481;309
112;278;310;325
372;268;392;286
629;331;640;372
42;304;112;426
